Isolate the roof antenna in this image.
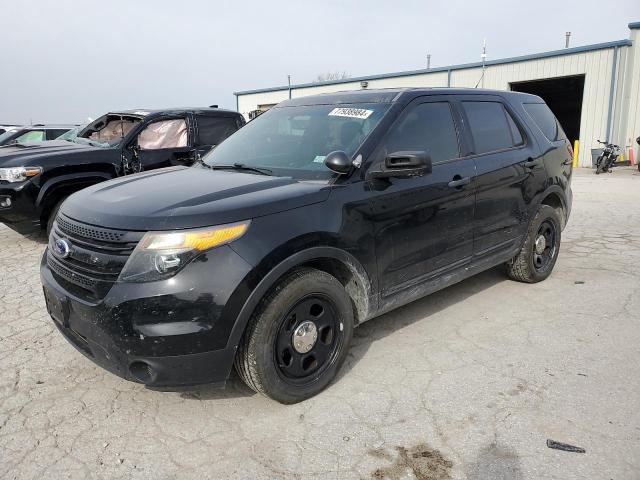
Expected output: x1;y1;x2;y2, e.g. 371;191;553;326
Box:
475;38;487;88
427;54;431;70
565;32;571;48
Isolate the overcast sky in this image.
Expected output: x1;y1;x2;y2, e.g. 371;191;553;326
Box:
0;0;637;124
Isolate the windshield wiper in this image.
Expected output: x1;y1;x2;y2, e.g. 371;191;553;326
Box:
208;163;273;176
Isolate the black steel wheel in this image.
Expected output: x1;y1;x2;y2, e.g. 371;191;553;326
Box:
506;205;561;283
235;268;354;403
275;295;342;384
532;220;557;272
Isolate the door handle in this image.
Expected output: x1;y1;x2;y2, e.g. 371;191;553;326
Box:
561;159;571;165
524;158;542;169
448;176;471;188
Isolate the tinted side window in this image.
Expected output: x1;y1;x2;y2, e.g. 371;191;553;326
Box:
523;103;560;141
385;102;459;163
462;101;524;154
47;129;70;140
196;116;239;146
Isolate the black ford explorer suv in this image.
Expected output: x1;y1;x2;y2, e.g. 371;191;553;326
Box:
0;107;244;235
41;88;572;403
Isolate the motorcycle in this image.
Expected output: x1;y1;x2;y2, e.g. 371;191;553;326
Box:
595;140;620;174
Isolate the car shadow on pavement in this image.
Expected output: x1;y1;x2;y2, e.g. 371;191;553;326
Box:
173;266;508;402
336;265;508;381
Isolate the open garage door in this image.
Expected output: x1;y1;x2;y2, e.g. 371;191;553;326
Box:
510;75;585;146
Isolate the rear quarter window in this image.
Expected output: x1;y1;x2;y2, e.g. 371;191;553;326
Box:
523;103;565;141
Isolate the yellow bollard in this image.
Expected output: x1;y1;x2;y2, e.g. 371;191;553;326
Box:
572;140;579;168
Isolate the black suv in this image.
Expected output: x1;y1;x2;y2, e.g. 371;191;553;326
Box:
41;89;572;403
0;108;244;235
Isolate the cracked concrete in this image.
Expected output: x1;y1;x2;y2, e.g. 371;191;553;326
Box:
1;167;640;479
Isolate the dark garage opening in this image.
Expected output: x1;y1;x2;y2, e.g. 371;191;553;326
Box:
510;74;585;145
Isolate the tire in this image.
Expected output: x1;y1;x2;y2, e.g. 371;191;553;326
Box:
45;197;66;237
596;156;607;174
234;267;354;404
506;205;561;283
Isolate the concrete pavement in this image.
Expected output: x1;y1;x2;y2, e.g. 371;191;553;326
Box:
1;167;639;479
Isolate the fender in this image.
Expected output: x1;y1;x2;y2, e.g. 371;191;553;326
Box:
35;171;114;208
533;184;569;221
224;246;376;353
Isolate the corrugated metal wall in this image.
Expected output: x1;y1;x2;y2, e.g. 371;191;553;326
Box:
237;34;638;167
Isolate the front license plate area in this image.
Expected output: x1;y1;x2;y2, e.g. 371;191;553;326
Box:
43;286;69;328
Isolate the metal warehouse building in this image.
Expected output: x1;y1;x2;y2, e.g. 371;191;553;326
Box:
235;21;640;168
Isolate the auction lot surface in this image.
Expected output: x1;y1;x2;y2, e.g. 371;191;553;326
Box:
2;168;640;479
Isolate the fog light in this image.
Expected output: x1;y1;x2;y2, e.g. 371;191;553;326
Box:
0;196;11;208
129;361;157;384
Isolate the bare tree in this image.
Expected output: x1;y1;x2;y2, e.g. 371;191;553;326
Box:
313;71;351;83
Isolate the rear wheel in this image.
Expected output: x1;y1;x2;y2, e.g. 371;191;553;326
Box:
235;268;354;404
506;205;561;283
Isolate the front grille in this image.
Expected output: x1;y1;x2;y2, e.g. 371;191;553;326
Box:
48;214;145;299
56;215;127;243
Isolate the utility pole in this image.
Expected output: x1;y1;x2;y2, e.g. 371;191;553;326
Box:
565;32;571;48
481;39;487;88
427;54;431;70
287;74;291;99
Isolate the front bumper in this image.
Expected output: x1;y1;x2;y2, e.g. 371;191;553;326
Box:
40;244;253;387
0;181;41;234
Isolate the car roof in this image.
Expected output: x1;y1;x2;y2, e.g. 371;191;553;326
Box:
277;87;542;107
110;107;241;118
12;124;78;129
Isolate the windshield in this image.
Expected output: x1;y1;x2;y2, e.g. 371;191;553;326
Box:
203;103;391;180
70;115;143;148
0;129;21;145
58;126;83;141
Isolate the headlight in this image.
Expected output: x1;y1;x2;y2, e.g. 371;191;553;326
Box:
118;221;250;282
0;166;42;183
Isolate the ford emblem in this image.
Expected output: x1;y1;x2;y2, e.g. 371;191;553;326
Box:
54;238;71;258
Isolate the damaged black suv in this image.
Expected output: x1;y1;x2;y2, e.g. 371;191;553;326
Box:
0;107;244;235
41;89;572;403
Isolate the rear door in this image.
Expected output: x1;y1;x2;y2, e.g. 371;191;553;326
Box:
457;95;543;261
367;96;476;301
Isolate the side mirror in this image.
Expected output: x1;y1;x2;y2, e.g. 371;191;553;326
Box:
368;151;432;179
324;150;352;174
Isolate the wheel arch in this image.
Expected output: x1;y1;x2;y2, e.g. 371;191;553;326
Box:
226;246;375;352
537;186;568;229
36;172;114;226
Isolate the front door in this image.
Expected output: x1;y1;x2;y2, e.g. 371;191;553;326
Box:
366;97;476;305
134;116;195;172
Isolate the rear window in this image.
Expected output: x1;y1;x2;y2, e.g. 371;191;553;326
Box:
523;103;564;141
462;101;523;154
195;116;239;146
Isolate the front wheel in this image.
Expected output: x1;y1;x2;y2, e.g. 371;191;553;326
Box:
235;268;354;404
506;205;561;283
45;197;67;237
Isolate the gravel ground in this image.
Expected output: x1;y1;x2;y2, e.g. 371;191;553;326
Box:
1;167;639;480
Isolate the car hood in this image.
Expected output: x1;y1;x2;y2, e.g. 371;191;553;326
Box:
61;165;331;231
0;140;104;167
